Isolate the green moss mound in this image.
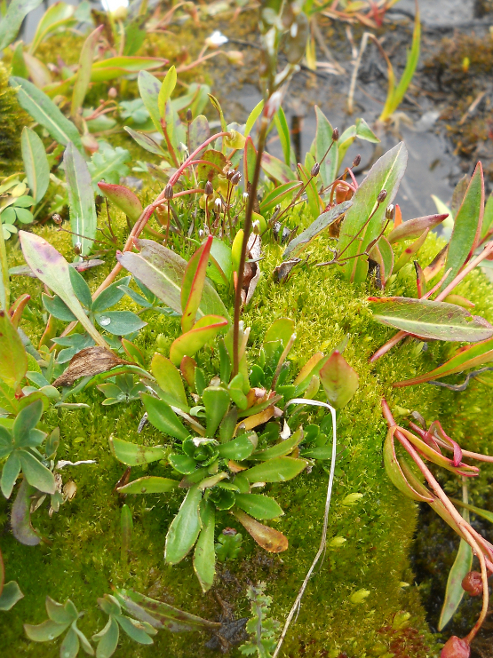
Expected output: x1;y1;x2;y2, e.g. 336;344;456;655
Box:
2;216;493;658
0;63;30;175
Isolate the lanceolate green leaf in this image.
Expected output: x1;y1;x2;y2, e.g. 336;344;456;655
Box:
64;142;98;257
441;162;484;290
117;476;178;494
193;502;215;593
117;239;228;320
169;315;228;366
315;106;337;187
21;127;50;204
368;297;493;342
71;25;103;119
0;0;43;51
158;66;177;117
165;485;203;565
337;142;408;282
181;236;214;332
234;494;283;520
243;457;307;483
138;71;162;134
10;77;82;151
19;233;106;347
151;354;188;411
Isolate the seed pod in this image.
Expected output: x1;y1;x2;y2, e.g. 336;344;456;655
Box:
462;571;483;596
311;162;320;177
74;242;82;255
352;154;362;167
332;127;339;141
226;169;235;180
108;87;117;99
385;204;395;220
214;197;222;210
52;213;63;225
231;171;242;185
377;189;387;203
186;108;192;122
205;181;213;196
440;636;470;658
164;183;174;200
335;184;347;205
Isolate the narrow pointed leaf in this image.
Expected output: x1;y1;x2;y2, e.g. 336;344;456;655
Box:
109;436;167;466
170;315;228;366
319;351;359;409
253;428;304;461
193;502;215;593
261;152;296;183
384;429;433;502
315;106;337;187
71;25;103;118
0;0;43;51
10;77;82;150
0;310;27;392
388;213;449;242
438;537;473;630
181;235;214;332
368;235;394;287
243;457;306;483
232;509;288;553
338;142;408;282
442;162;484;290
165;485;203;564
21;127;50;204
138;71;162;134
19;232;106;347
369;297;493;342
117;476;178;494
64;141;98;257
450;498;493;525
1;452;21;499
98;182;143;222
141;394;188;440
259;181;302;214
158;66;177;117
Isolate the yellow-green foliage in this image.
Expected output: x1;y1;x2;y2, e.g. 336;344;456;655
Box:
0;63;30;175
3;209;493;658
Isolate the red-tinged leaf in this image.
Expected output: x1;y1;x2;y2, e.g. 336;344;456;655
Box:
261;152;296;184
169;315;228;365
394;203;402;227
232;508;288;552
319;351;359;409
9;294;30;329
368;236;394;288
63;141;97;257
0;310;27;393
415;261;427;298
480;192;493;241
117;239;228;320
181;236;214;333
11;480;40;546
393;229;430;273
259;181;302;214
244;136;257;188
424;244;448;282
338;142;408;283
180;356;196;388
368;296;493;342
394;337;493;387
293;352;326;387
71;24;103;119
387;213;448;242
98;182;143;222
384;428;433;503
441;162;484;290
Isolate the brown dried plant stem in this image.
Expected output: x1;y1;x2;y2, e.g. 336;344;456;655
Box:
382;400;490;643
232;114;269;377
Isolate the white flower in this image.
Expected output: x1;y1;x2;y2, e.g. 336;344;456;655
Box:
206;30;228;48
101;0;128;12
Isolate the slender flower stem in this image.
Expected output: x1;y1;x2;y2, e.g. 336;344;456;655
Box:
232;115;269;376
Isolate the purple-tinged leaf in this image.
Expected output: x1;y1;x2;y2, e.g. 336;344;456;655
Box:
19;232;106;347
11;480;40;545
71;25;103;119
441;162;484;290
319;351;359;409
188;115;210;155
338;142;408;283
124;126;166;156
98;181;143;222
387;213;448;242
181;236;214;332
169;315;228;366
261;152;296;184
137;71;162;134
232;508;288;553
369;296;493;342
0;310;27;393
64;142;97;257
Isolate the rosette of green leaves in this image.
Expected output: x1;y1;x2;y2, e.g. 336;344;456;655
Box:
24;597;94;657
0;399;55;499
97;374;145;406
92;594;156;657
42;271;146;337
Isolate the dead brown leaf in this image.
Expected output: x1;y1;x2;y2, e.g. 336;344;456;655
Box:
53;346;128;387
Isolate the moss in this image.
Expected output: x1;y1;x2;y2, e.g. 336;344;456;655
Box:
0;63;31;176
4;203;493;658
